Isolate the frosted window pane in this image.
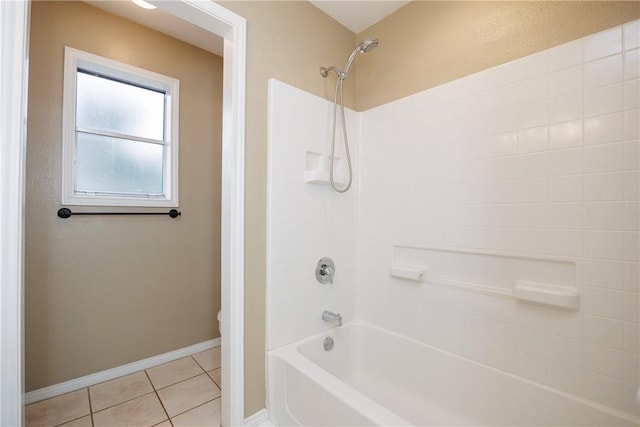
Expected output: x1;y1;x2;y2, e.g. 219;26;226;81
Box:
76;133;164;195
76;71;165;140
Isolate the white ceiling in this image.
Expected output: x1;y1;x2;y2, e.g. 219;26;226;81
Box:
310;0;410;33
85;1;409;57
86;1;224;56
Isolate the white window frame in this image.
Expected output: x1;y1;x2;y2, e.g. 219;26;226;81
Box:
62;46;180;207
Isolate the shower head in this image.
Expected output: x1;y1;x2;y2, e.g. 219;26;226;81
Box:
320;38;379;80
342;38;378;76
360;38;379;53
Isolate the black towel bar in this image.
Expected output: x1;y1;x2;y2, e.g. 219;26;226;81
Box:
57;208;181;219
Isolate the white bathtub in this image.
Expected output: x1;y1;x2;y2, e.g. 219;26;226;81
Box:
268;322;639;426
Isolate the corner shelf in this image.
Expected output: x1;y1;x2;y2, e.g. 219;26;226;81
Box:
304;171;346;186
304;151;346;186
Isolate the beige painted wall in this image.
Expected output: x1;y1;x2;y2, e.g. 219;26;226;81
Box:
25;1;223;391
216;1;357;416
357;1;640;110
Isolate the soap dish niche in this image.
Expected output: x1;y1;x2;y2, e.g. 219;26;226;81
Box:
304;151;345;185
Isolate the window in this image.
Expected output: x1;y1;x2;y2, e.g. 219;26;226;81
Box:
62;47;179;207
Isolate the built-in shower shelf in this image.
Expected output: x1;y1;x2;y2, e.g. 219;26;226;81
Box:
513;280;580;310
426;276;580;310
391;245;580;311
304;151;346;186
304;170;346;186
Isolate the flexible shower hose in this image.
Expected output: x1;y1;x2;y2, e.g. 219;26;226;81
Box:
329;78;353;193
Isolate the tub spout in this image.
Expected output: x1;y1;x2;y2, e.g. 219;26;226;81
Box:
322;310;342;327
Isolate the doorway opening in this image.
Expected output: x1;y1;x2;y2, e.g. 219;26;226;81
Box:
0;1;245;426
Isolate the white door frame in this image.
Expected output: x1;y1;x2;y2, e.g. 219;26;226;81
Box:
0;1;30;425
0;1;246;426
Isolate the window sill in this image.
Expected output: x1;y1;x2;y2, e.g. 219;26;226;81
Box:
62;195;178;208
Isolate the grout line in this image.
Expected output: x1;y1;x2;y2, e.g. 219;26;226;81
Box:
86;387;92;413
153;372;211;393
24;389;91;427
90;390;158;415
147;358;206;391
86;387;95;427
85;368;150;391
143;369;156;390
169;396;221;421
49;388;92;427
207;368;222;389
190;346;222;373
190;355;208;373
53;413;92;427
145;370;172;424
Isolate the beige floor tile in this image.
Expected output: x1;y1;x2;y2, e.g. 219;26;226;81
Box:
152;421;172;427
25;389;90;427
192;347;221;372
146;357;204;390
207;368;221;389
171;398;221;427
92;393;167;427
90;371;153;412
156;374;220;418
58;415;92;427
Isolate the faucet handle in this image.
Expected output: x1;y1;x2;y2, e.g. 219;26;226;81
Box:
316;257;335;284
321;265;333;277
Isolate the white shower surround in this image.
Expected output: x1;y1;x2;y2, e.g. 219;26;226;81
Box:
267;20;640;424
267;78;359;351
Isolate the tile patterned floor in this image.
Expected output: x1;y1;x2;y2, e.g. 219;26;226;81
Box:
25;347;222;427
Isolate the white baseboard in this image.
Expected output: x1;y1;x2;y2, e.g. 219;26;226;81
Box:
25;337;221;405
244;408;271;426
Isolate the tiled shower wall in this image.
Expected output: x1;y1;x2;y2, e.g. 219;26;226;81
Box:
267;79;358;350
357;21;639;417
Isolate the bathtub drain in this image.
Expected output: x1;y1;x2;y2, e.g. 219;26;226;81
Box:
323;337;334;351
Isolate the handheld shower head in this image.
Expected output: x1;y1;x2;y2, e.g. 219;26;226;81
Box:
342;38;378;76
319;38;379;193
360;38;379;53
